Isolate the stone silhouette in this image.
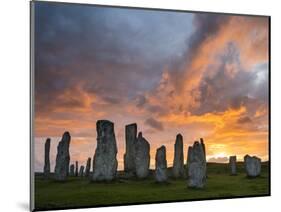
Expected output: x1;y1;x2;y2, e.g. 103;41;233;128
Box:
75;161;79;177
79;165;85;177
43;138;51;179
229;156;237;175
187;141;206;188
172;134;184;178
244;155;261;177
69;164;75;177
200;138;206;158
155;145;168;182
85;157;91;177
92;120;118;181
200;138;207;177
54;132;71;181
135;132;150;179
187;146;192;166
124;123;137;176
74;161;79;177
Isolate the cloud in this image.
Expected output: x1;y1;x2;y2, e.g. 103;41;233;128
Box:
189;42;268;116
237;116;252;124
144;117;164;131
136;95;147;108
168;13;230;90
34;2;194;119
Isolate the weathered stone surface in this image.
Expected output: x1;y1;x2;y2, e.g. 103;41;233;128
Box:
75;161;78;177
187;141;206;188
155;145;168;182
54;132;71;181
69;164;75;176
85;157;91;177
124;123;137;175
135;132;150;179
229;156;237;175
244;155;261;177
92;120;118;181
79;165;85;177
172;134;184;178
43;138;51;179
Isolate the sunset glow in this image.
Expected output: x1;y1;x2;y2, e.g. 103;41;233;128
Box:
34;3;269;172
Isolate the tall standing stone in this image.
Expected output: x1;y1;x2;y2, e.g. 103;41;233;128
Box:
155;145;168;182
54;132;71;181
85;157;91;177
135;132;150;179
172;134;184;178
186;146;192;166
229;156;237;175
200;138;207;177
79;165;85;177
75;161;78;177
200;138;206;158
124;123;137;175
43;138;51;179
92;120;118;181
244;155;261;177
69;164;75;176
187;141;206;188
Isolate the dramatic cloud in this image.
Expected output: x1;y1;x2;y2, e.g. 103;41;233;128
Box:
34;2;269;172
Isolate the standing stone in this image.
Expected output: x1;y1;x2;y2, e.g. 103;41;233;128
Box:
92;120;118;181
244;155;261;177
124;123;137;175
200;138;206;158
200;138;207;177
75;161;78;177
187;141;206;188
155;145;168;182
186;146;193;166
229;156;237;175
69;164;75;177
79;165;85;177
85;157;91;177
54;132;71;181
135;132;150;179
172;134;184;178
43;138;51;179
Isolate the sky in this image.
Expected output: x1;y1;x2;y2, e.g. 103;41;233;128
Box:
34;2;269;172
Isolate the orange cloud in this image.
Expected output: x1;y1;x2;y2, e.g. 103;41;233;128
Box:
158;105;268;162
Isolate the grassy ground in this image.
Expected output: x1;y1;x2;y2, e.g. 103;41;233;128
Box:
34;162;269;210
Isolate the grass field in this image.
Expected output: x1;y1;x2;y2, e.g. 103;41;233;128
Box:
34;162;269;210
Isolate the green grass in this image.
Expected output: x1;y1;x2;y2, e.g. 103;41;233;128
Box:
34;162;269;210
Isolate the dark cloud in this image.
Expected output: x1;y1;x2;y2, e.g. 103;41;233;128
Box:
34;2;193;116
188;13;230;60
102;96;122;105
136;95;147;108
237;116;252;124
146;105;166;115
208;157;228;163
169;13;230;90
190;42;268;116
145;117;164;131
